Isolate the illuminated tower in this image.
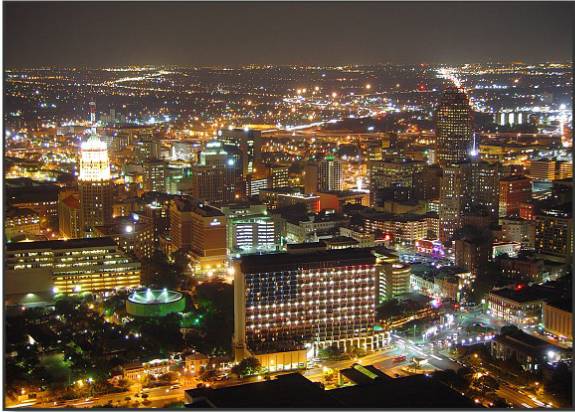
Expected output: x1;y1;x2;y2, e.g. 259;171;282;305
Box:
436;87;475;243
89;101;97;124
78;134;113;236
318;155;342;192
435;87;473;167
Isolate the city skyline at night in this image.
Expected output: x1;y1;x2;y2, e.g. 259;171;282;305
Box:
3;1;573;410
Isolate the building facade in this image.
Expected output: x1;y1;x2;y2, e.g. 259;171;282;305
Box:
233;249;385;364
78;134;114;236
5;237;141;298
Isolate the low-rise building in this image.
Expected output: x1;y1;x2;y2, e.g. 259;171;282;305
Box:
5;207;41;241
487;284;562;325
491;329;568;372
317;190;370;213
184;352;210;377
5;237;141;303
542;301;572;344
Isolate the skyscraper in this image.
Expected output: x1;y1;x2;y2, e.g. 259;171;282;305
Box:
191;140;241;205
499;175;532;217
438;162;472;243
89;101;96;125
143;159;167;192
219;128;263;176
78;134;113;236
435;87;474;167
318;156;342;192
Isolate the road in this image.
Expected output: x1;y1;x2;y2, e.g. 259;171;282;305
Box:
32;385;187;409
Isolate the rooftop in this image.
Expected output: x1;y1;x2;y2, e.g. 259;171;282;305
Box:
6;237;117;252
240;248;376;273
173;196;224;217
185;371;475;409
490;283;563;303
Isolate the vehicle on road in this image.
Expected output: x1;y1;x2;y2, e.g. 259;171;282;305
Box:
393;355;407;363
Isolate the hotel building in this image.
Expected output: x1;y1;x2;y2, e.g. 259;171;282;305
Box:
169;196;227;274
233;248;387;368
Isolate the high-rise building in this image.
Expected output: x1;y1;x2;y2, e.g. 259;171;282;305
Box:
95;216;155;260
438;162;472;243
143;159;167;192
368;159;425;206
134;133;161;162
219;128;262;176
5;237;141;298
221;203;279;255
78;134;113;236
535;203;573;262
435;87;474;167
269;165;290;189
89;101;96;125
303;162;319;194
169;197;227;274
438;158;498;243
413;165;442;201
233;248;386;363
454;235;491;278
378;261;411;302
58;190;81;239
141;198;171;247
191;140;241;205
470;160;500;219
499;175;532;217
318;156;342;192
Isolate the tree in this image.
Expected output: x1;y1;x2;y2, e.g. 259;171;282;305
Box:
318;345;344;360
231;357;262;377
500;325;520;336
546;362;573;407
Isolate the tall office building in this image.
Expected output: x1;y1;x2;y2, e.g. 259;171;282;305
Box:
303;162;319;194
143;159;167;192
78;134;113;236
470;160;500;219
435;87;474;167
368;159;425;206
438;159;499;243
219;128;263;176
233;248;386;364
268;165;290;189
535;203;573;262
169;196;228;274
191;140;241;205
438;162;471;243
134;133;161;162
58;190;81;239
413;164;442;201
318;156;342;192
89;101;97;125
499;175;532;217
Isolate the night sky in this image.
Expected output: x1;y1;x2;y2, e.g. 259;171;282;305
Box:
4;2;573;67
